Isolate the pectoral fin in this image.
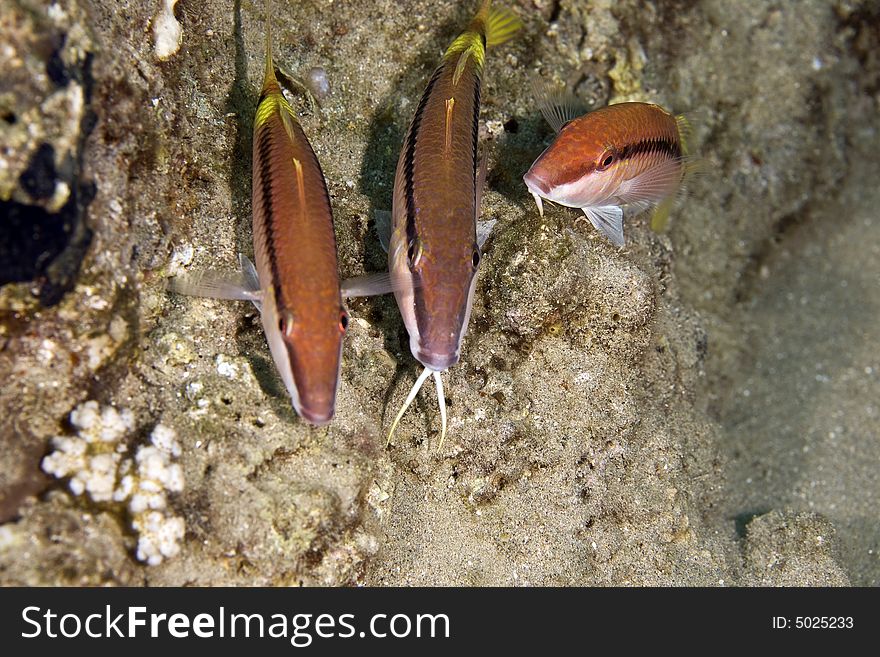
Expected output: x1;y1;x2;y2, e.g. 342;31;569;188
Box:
341;272;395;298
616;158;685;206
341;271;422;298
239;253;262;311
374;209;392;253
168;253;263;308
168;270;263;305
583;205;625;247
477;218;497;250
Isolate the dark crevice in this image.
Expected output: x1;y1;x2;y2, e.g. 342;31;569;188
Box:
0;45;96;306
46;33;71;87
837;3;880;95
19;143;58;201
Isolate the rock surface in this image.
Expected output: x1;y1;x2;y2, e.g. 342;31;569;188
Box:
1;0;876;586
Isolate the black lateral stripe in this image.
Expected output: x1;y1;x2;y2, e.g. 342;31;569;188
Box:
620;137;681;161
257;124;284;297
404;66;443;248
470;74;481;209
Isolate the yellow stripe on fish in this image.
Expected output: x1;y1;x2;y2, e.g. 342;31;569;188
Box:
448;1;522;85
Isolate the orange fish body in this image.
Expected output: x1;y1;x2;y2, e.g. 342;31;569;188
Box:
524;101;689;246
384;1;520;446
251;16;347;425
169;4;346;426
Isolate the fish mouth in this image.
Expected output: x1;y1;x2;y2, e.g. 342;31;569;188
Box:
523;170;550;195
297;404;335;426
415;349;459;372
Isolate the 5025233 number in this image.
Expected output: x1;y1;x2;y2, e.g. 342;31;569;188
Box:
795;617;854;629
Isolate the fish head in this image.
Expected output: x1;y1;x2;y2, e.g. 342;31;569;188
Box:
523;117;627;211
390;232;481;372
263;293;347;425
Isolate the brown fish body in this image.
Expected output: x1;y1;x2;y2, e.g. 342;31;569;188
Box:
251;33;346;425
168;8;346;426
381;1;521;446
527;102;682;193
524;101;688;246
389;50;483;371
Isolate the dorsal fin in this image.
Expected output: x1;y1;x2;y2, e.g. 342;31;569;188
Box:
531;76;585;133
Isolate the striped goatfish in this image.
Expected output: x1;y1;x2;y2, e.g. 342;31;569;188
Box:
523;91;696;246
346;1;521;448
171;7;347;425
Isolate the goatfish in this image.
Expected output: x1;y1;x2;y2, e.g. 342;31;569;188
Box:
523;89;696;247
170;6;347;425
343;1;521;448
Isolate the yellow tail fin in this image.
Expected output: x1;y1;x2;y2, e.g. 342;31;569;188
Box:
675;114;692;156
651;195;675;233
485;3;522;47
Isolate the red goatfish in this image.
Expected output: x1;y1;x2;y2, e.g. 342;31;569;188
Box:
523;92;695;246
344;1;521;448
387;1;520;448
170;6;347;425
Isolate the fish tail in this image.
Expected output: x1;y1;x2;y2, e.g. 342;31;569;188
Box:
675;114;692;156
482;3;522;48
651;132;708;234
447;2;521;85
651;195;675;233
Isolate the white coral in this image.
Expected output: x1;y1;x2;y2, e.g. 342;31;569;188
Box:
133;511;185;566
128;445;183;513
153;0;182;61
150;423;182;457
42;403;128;502
42;402;185;566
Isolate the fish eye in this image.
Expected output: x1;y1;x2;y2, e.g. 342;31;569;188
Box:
278;310;295;337
471;249;481;269
339;311;349;333
406;240;422;268
598;152;615;170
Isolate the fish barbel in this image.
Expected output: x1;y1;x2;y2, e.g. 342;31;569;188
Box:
170;2;347;425
523;90;695;246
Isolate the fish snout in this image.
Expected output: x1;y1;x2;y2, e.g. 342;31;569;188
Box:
292;363;340;427
415;348;459;372
297;399;335;426
523;168;551;195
